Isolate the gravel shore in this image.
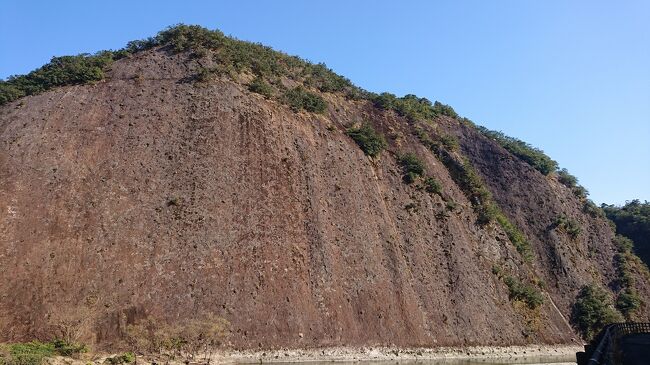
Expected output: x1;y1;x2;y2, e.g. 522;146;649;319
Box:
217;345;581;363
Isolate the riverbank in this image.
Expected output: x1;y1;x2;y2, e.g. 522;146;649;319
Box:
42;345;581;365
215;345;581;363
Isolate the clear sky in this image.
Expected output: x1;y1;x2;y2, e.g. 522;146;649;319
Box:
1;0;648;204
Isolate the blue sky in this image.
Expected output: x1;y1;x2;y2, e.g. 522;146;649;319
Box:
1;0;648;204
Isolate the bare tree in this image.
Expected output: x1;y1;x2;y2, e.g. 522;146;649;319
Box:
48;305;95;344
124;313;229;364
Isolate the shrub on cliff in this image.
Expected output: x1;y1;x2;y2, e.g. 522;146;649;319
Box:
503;276;544;309
372;92;397;110
248;77;273;98
456;158;492;207
432;101;459;119
612;235;645;319
452;158;501;225
557;168;577;187
616;290;641;319
553;214;582;239
496;213;532;261
155;24;223;53
439;134;460;151
49;340;86;357
571;284;623;340
194;67;213;83
371;93;459;122
423;176;442;195
399;153;425;184
583;200;605;218
104;353;135;365
283;86;327;113
304;63;351;93
0;83;25;105
557;168;589;198
346;124;387;158
393;94;436;121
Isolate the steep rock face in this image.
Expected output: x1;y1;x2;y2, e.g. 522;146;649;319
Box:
447;122;620;314
0;48;646;349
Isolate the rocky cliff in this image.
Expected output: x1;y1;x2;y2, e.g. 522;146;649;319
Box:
0;26;648;350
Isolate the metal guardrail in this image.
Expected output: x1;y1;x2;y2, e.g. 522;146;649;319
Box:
580;322;650;365
585;324;615;365
610;322;650;338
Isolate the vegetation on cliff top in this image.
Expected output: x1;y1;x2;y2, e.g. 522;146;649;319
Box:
372;92;459;122
0;23;581;195
462;121;591;200
556;168;589;198
475;127;558;175
0;53;116;105
0;24;364;107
